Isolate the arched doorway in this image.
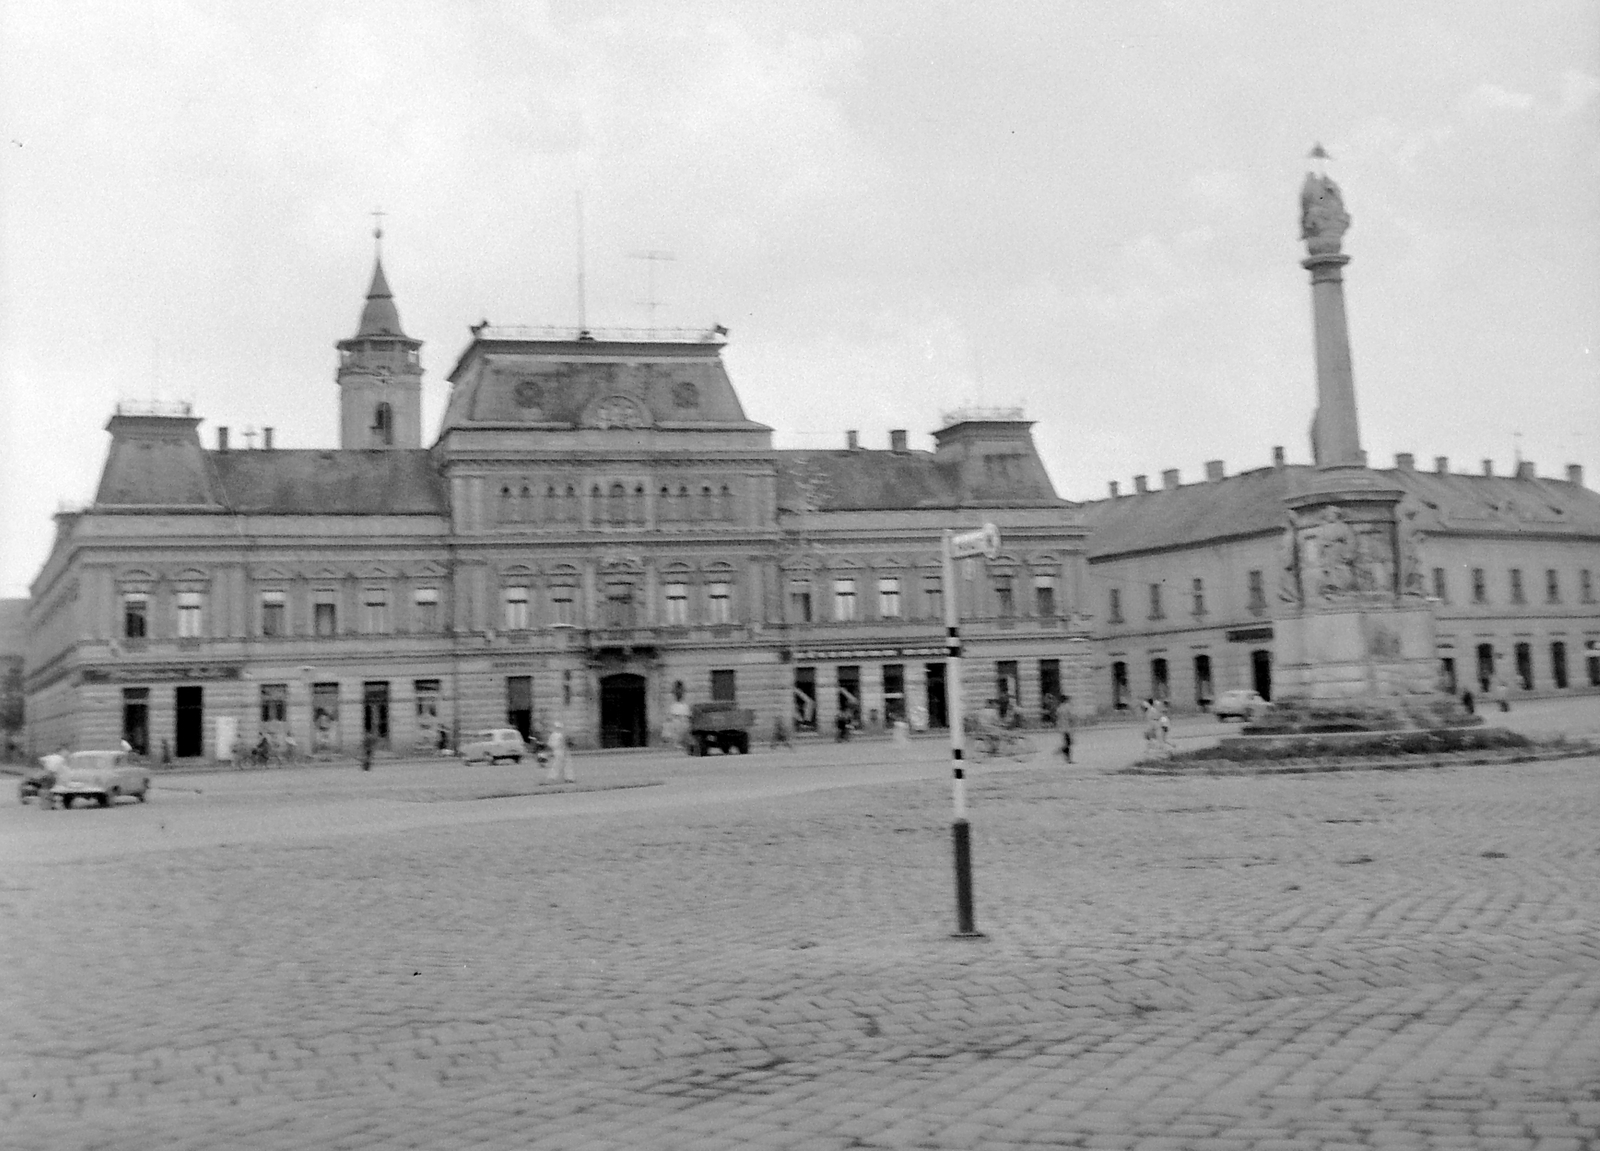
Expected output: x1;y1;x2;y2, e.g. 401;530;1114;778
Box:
600;673;648;748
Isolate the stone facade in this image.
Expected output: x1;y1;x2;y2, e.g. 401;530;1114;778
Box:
22;267;1093;759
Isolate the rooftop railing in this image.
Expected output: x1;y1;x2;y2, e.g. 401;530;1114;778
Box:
472;324;728;345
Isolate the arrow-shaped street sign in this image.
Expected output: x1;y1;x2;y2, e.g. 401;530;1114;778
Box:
950;523;1000;560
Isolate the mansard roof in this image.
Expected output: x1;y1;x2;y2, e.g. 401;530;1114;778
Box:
774;446;1066;513
439;330;766;434
207;449;447;515
1080;464;1600;559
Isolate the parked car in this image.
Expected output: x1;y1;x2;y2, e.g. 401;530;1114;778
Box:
1213;690;1270;722
687;703;754;755
18;756;62;804
460;728;530;764
46;750;151;808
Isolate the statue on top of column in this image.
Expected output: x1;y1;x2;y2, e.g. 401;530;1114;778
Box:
1300;167;1350;256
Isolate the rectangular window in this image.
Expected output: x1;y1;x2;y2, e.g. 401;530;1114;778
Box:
665;582;689;625
710;669;737;702
994;576;1014;618
1034;576;1056;617
1581;569;1594;603
1510;568;1525;604
787;580;812;624
1191;577;1206;616
605;581;636;628
362;587;389;634
176;590;203;638
1551;641;1569;689
121;687;149;756
1148;582;1164;621
259;683;288;724
123;592;148;639
415;679;441;722
550;584;576;627
413;587;439;632
260;590;286;637
878;576;902;619
996;660;1020;716
923;575;942;621
503;585;530;630
882;663;906;724
313;593;337;637
1432;567;1448;602
707;581;732;624
1472;568;1487;604
1108;587;1123;624
833;578;857;622
1247;570;1265;612
1546;568;1560;604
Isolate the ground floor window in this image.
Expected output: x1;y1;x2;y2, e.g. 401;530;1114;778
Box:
882;664;905;725
1515;643;1533;691
793;666;818;731
260;683;288;725
1150;657;1169;703
995;660;1019;721
363;681;391;744
416;679;444;751
313;682;340;751
506;675;533;740
1038;659;1061;723
1476;643;1495;691
1438;657;1457;696
711;669;737;702
924;662;948;729
1111;661;1129;709
1193;653;1213;708
1588;648;1600;687
1551;642;1568;689
174;685;204;757
121;687;149;756
837;665;861;729
1251;649;1272;701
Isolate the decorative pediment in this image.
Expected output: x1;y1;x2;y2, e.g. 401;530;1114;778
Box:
358;564;394;580
409;560;448;579
584;393;653;430
781;555;821;572
118;567;158;585
253;566;292;583
174;567;210;585
500;563;536;578
702;559;736;573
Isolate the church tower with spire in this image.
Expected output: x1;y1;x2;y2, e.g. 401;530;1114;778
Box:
337;224;423;449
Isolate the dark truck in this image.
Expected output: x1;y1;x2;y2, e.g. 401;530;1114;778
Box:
687;702;754;756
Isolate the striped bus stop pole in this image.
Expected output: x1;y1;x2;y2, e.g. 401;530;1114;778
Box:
943;529;985;939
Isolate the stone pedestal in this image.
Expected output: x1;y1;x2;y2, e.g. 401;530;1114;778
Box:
1274;600;1437;700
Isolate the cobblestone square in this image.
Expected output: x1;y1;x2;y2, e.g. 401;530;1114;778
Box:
3;715;1598;1149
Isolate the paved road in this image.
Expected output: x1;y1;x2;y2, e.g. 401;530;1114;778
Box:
3;701;1599;1150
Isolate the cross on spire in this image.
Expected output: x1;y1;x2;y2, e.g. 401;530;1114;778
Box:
371;207;387;255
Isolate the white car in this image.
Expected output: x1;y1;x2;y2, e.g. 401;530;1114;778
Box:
47;750;151;808
1213;690;1270;722
460;728;530;764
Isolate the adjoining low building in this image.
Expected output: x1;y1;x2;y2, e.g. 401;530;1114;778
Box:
22;260;1094;759
1079;455;1600;713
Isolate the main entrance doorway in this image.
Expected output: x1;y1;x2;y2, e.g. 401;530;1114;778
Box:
1251;649;1273;701
174;685;204;758
600;673;648;748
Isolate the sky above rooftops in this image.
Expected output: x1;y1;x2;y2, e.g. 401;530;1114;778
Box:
2;0;1596;594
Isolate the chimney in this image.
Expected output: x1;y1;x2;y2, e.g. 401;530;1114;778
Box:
263;427;274;450
1109;480;1120;498
1161;468;1180;490
1515;460;1535;480
889;429;908;453
846;430;859;450
1204;460;1225;482
1394;452;1414;471
1133;474;1148;494
1435;456;1449;474
1272;446;1286;467
1482;459;1494;476
1567;464;1585;487
217;426;229;451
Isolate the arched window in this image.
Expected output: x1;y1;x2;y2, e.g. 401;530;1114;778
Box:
609;482;627;524
373;402;394;446
633;484;646;523
519;485;532;523
659;486;673;522
564;484;577;522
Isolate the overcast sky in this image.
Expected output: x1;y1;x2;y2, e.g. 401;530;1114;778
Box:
3;0;1596;596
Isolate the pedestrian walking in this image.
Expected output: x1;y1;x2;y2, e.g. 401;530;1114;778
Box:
1056;697;1074;763
1460;689;1475;715
360;731;375;771
544;721;574;783
1157;701;1172;753
1494;676;1510;713
770;717;794;751
1141;699;1160;755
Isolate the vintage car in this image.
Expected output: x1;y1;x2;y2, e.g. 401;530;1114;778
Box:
1213;689;1271;722
47;750;151;808
459;728;531;765
18;755;63;804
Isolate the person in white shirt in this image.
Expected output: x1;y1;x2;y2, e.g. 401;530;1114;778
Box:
544;721;574;783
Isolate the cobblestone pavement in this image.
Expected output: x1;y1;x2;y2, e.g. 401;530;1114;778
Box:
3;715;1598;1149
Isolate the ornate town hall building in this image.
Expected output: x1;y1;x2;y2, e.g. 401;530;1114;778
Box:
24;259;1092;758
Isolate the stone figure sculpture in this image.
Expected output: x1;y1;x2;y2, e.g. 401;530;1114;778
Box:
1300;172;1351;255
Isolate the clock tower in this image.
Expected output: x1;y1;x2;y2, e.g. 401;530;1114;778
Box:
337;234;423;450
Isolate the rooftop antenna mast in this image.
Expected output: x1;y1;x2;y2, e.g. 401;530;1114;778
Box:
576;192;590;338
1513;429;1523;466
629;250;676;323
